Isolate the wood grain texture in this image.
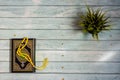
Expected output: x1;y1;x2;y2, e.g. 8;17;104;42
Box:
0;74;120;80
0;50;120;63
0;6;119;17
0;0;120;79
0;18;119;29
0;40;120;50
0;50;120;62
0;0;119;5
1;62;120;73
0;30;119;40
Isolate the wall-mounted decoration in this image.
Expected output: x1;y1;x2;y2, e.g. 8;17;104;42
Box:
11;38;36;73
78;6;111;40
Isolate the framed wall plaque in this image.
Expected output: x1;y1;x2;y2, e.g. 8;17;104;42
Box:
11;38;36;73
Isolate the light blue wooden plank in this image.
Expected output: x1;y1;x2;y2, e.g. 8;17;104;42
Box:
0;30;119;40
0;0;119;5
1;50;120;62
1;62;120;73
31;40;120;50
0;6;119;17
37;62;120;73
0;74;120;80
0;18;119;29
0;40;120;50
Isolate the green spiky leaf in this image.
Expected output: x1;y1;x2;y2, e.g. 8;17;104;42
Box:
79;6;111;40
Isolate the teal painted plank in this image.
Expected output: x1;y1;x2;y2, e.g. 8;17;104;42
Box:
0;6;119;17
0;40;120;50
0;18;119;29
0;50;120;62
0;30;119;40
0;0;119;5
0;74;120;80
1;62;120;73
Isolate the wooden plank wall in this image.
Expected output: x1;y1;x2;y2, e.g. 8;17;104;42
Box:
0;0;120;80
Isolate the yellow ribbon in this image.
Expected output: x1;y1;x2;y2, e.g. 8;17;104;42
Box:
16;37;48;70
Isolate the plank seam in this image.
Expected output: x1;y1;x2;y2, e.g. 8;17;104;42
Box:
0;17;119;18
0;72;120;74
0;5;120;6
0;49;120;51
1;61;120;63
0;29;120;30
0;39;120;41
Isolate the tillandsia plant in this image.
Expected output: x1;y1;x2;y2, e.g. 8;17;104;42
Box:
78;6;111;40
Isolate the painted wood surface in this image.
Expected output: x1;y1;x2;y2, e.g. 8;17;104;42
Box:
0;40;120;50
0;18;119;29
1;62;120;73
0;6;119;17
0;50;120;62
0;0;120;80
0;74;120;80
0;30;119;40
0;0;119;5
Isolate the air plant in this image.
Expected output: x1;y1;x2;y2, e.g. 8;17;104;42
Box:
78;6;111;40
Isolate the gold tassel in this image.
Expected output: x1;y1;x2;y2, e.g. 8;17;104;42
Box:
16;37;48;70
